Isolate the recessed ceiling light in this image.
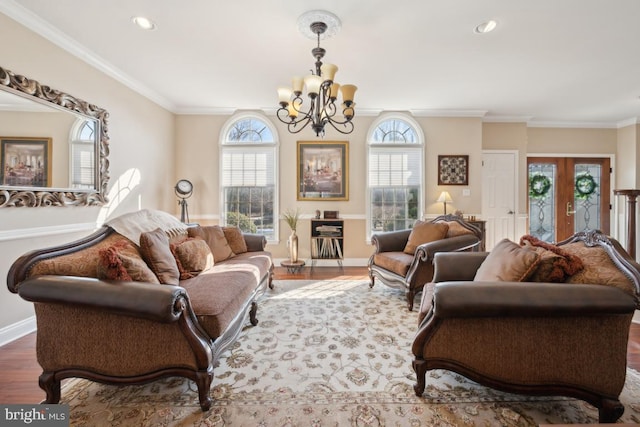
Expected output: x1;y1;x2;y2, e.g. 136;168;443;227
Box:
132;16;156;31
474;20;497;34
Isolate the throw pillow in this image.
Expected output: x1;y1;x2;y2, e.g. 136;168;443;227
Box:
223;226;248;254
474;238;540;282
188;225;235;262
562;242;636;296
403;221;450;255
97;239;160;284
139;228;180;285
519;235;584;282
444;220;476;238
171;237;214;280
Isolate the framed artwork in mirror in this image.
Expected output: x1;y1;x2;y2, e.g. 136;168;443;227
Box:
438;155;469;185
1;137;52;187
297;141;349;201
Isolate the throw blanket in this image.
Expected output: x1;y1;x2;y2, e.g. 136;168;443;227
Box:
106;209;188;245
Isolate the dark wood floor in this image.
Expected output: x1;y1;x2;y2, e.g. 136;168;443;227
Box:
1;266;639;405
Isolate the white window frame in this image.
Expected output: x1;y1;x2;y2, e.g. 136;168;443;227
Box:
366;113;425;240
219;112;279;243
68;118;96;189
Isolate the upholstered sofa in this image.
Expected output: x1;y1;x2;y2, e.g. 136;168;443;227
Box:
6;209;273;411
412;230;640;423
368;215;482;310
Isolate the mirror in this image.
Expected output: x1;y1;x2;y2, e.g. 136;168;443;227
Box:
0;65;109;207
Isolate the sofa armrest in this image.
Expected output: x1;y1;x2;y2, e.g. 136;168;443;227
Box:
415;234;480;262
433;281;636;319
18;275;188;323
243;233;267;252
371;229;412;253
432;252;488;282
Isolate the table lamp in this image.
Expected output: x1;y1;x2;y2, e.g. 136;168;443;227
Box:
437;191;452;215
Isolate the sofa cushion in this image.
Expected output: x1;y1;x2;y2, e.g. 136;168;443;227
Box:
562;242;636;296
373;252;414;277
403;221;449;255
444;221;475;238
223;226;248;254
97;239;160;283
474;238;540;282
139;228;180;285
171;237;214;280
519;235;584;282
188;225;235;262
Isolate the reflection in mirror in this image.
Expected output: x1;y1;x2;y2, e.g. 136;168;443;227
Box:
0;65;109;207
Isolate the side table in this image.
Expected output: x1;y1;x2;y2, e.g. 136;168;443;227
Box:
280;260;305;274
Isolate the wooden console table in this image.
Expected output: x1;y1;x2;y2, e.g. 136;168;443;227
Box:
614;189;640;259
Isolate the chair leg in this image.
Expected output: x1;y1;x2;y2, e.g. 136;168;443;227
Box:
598;397;624;423
195;371;213;411
369;275;375;289
249;301;259;326
412;358;427;396
406;289;415;311
39;372;61;404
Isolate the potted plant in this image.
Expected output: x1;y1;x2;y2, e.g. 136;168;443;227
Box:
283;208;301;262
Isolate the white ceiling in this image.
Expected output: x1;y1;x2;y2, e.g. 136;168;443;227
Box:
3;0;640;127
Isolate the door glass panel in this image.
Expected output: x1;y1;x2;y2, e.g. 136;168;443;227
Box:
574;163;601;233
528;163;556;242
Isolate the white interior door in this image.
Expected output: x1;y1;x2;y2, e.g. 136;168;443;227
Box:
482;151;517;250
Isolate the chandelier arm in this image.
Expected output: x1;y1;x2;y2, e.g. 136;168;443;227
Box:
325;118;355;135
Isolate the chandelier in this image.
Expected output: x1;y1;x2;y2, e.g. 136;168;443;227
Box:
277;11;357;137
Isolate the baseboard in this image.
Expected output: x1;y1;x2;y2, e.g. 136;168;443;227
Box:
634;310;640;324
0;316;36;347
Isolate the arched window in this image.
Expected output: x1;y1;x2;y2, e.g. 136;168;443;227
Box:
69;119;96;189
220;113;278;241
367;114;424;238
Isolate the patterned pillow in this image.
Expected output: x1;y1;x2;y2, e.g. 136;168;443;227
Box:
139;228;180;285
403;221;449;254
562;242;636;296
171;237;214;280
474;238;540;282
444;221;475;238
519;235;584;282
223;226;248;254
188;225;235;262
97;240;160;284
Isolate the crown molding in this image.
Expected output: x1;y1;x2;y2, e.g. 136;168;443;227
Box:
526;120;617;129
0;0;176;112
482;115;532;123
410;109;487;118
616;117;640;128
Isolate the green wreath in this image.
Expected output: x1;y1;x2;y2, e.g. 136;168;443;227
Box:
529;173;551;199
575;172;597;200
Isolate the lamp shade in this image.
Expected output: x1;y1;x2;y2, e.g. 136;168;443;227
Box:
437;191;452;203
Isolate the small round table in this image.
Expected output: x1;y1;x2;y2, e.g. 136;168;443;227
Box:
280;260;305;274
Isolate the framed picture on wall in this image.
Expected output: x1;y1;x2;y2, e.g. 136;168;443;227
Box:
297;141;349;201
438;155;469;185
1;137;52;187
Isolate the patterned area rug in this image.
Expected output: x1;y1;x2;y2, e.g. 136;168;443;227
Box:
62;280;640;426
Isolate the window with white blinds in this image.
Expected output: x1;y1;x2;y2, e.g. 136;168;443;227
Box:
70;120;96;189
367;116;423;237
221;115;277;241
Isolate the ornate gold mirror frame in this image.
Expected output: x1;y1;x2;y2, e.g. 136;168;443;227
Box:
0;65;109;207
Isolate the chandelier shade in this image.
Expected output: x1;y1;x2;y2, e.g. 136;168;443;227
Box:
277;12;357;137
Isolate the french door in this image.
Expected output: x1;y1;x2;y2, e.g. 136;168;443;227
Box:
527;157;610;242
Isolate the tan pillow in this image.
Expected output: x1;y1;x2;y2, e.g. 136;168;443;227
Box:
445;221;475;238
97;240;159;284
188;225;235;262
562;242;636;295
223;226;248;254
519;235;583;282
171;237;214;279
403;221;449;254
139;228;180;285
474;239;540;282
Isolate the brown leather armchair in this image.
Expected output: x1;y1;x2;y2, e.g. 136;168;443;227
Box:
412;230;640;423
368;215;481;310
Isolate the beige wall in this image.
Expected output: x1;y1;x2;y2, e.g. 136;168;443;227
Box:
0;13;176;333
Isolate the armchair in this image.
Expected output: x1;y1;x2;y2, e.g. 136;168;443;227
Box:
368;215;481;310
412;230;640;423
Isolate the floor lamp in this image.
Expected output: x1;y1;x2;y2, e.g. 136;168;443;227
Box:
437;191;452;215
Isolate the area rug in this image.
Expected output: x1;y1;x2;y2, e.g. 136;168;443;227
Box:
61;279;640;426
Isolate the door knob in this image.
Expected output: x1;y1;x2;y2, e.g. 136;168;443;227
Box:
507;210;514;215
